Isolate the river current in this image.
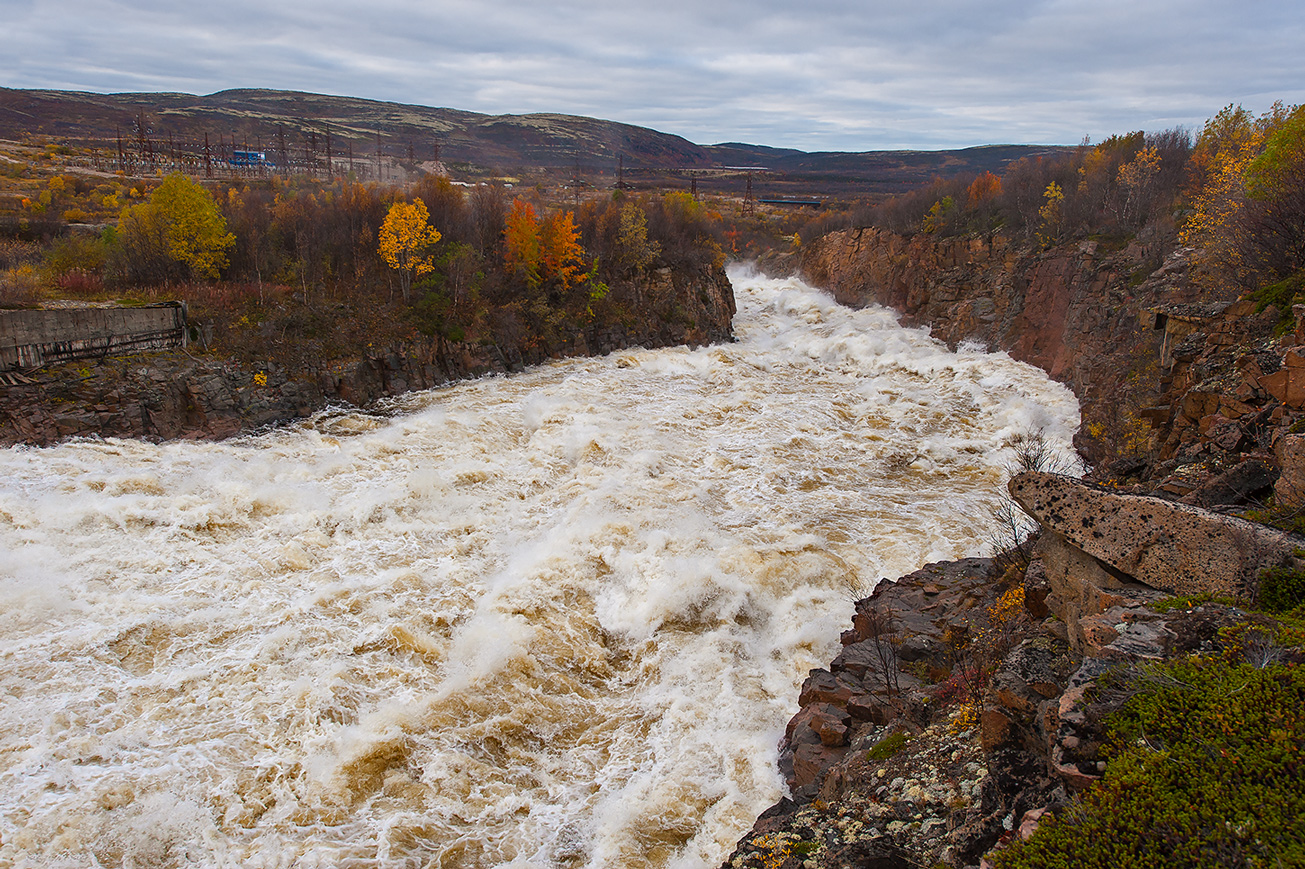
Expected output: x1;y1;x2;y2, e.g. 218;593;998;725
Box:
0;268;1078;868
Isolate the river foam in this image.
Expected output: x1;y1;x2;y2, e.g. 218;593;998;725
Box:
0;267;1078;868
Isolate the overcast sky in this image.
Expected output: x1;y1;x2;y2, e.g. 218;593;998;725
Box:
3;0;1303;152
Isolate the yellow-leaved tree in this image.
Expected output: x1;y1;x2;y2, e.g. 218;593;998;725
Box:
379;198;442;302
116;173;234;284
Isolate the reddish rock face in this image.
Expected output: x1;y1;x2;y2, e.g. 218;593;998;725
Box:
798;229;1238;464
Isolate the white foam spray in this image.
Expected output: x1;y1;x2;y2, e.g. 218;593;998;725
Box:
0;268;1078;868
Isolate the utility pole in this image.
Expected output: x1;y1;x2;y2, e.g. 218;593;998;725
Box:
204;132;212;178
325;125;333;179
136;112;150;170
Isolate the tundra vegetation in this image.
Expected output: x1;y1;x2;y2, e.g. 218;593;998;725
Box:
990;601;1305;869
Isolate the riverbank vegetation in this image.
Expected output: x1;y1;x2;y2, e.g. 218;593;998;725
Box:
991;599;1305;869
0;163;744;370
799;102;1305;307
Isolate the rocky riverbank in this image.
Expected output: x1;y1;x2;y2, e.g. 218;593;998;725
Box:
723;469;1304;869
0;263;735;446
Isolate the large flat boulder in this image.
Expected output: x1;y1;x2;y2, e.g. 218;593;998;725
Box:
1009;471;1301;600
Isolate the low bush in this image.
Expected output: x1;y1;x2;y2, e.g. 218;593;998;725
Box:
1259;564;1305;614
866;730;911;761
991;655;1305;868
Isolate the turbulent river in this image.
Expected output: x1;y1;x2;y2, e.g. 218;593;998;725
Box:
0;269;1079;869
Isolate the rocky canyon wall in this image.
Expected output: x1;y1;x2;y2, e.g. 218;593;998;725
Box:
798;227;1241;463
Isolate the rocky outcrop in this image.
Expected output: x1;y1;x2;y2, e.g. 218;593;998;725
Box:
722;545;1071;864
725;473;1302;867
796;225;1305;513
1011;471;1302;602
729;228;1305;868
0;339;510;444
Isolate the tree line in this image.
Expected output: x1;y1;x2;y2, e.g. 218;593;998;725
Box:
799;101;1305;300
1;170;734;368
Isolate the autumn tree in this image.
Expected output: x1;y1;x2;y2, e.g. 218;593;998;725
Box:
1036;181;1065;247
611;201;659;276
966;172;1002;206
503;198;542;288
1117;145;1162;226
540;210;586;293
1240;106;1305;283
921;196;956;234
115;173;235;284
1180;104;1287;289
379;197;442;302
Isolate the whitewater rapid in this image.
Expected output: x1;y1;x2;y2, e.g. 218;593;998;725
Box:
0;268;1078;868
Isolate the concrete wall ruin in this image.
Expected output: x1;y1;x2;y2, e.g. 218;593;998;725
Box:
0;303;187;371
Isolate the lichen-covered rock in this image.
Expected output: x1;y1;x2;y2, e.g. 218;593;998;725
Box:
1010;471;1302;601
1275;432;1305;506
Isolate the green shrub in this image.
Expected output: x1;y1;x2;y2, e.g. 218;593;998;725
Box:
1150;593;1239;613
1259;565;1305;613
866;730;911;761
1250;268;1305;321
1243;506;1305;537
991;656;1305;868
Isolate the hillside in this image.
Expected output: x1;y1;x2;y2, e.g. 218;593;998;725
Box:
0;86;1069;197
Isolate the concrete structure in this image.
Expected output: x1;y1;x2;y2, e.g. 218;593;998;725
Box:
0;302;187;371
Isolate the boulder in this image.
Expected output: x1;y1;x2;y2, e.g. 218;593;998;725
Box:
1032;533;1165;653
1275;433;1305;507
847;693;892;724
798;669;861;707
1179;458;1277;509
1010;472;1302;601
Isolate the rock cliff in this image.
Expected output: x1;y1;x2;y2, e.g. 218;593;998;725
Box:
0;263;735;446
723;473;1304;869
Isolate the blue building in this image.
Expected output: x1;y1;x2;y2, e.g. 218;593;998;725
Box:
229;149;272;168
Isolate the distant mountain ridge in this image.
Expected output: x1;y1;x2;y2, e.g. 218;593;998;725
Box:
0;86;1071;191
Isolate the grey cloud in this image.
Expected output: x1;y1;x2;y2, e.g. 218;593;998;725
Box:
2;0;1303;149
